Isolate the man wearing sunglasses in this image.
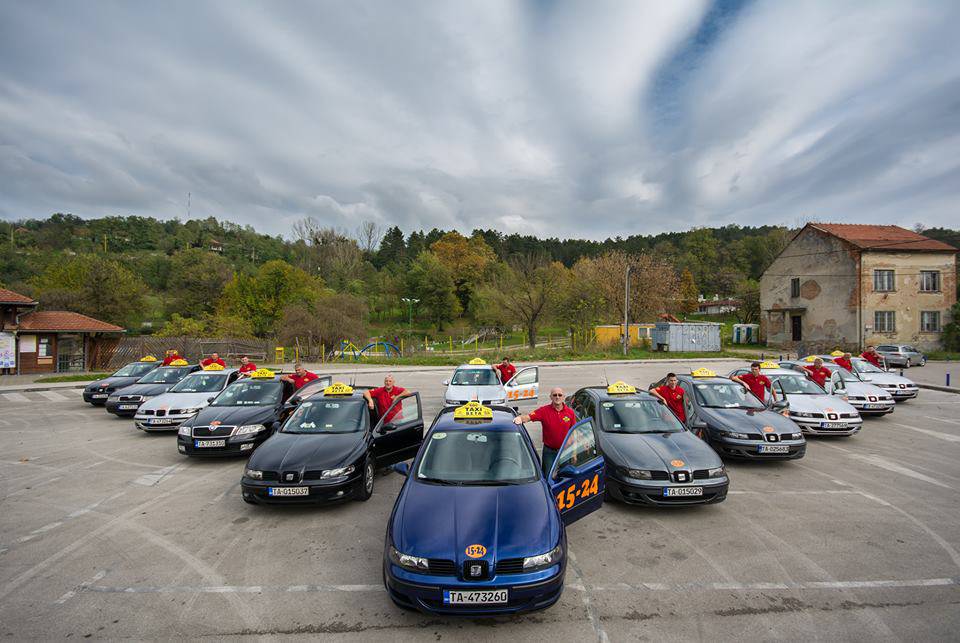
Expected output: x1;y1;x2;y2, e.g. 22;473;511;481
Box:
514;387;576;475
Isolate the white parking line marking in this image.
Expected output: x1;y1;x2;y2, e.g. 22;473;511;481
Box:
55;570;106;605
924;416;960;427
816;443;952;489
2;393;30;403
38;391;69;402
895;422;960;442
133;464;182;487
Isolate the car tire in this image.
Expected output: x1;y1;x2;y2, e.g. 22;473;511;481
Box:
905;358;912;368
356;458;375;502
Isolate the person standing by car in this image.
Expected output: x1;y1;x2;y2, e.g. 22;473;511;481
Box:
281;363;319;390
237;355;257;374
161;349;183;366
200;352;226;368
803;357;832;389
649;373;687;424
835;352;854;373
861;346;883;369
364;374;415;423
513;387;577;475
731;362;777;403
495;357;517;384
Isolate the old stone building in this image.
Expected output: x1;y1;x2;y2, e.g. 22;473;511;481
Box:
760;224;956;352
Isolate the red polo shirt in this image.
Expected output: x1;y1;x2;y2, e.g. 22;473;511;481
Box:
201;357;226;368
739;372;772;401
654;385;686;423
834;357;853;372
803;365;831;388
238;362;257;373
861;351;881;367
161;354;182;366
370;385;406;422
291;371;319;390
529;403;577;450
496;363;517;384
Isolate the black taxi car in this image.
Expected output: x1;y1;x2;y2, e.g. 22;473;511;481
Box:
105;361;201;417
241;382;424;505
567;381;728;506
177;369;295;457
650;369;806;460
82;357;162;405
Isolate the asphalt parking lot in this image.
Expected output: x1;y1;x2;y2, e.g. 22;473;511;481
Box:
2;360;960;641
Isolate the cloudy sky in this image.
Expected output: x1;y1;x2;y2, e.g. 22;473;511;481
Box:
1;0;959;240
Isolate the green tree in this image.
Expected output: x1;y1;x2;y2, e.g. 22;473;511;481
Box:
679;269;698;314
276;293;369;354
156;313;207;337
219;260;324;336
375;226;407;267
483;254;555;349
407;251;460;330
166;248;233;317
733;279;761;324
941;302;960;351
32;254;145;326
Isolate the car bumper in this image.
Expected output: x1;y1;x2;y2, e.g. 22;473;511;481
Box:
790;417;863;436
134;416;191;431
383;562;565;616
711;437;806;460
178;434;268;457
240;474;363;505
105;400;143;416
606;475;728;506
83;392;110;405
890;389;918;401
848;400;896;415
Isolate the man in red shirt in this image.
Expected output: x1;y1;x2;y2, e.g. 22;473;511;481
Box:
237;355;257;374
731;362;777;403
834;352;854;373
161;349;183;366
861;346;883;369
649;373;686;424
495;357;517;384
363;374;415;423
803;358;832;389
200;352;226;368
281;363;319;390
514;387;576;475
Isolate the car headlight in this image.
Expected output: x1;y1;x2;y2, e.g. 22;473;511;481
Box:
388;545;429;572
790;432;803;440
707;466;726;478
623;468;652;480
720;430;751;440
178;425;192;436
234;424;265;436
321;465;355;479
244;468;263;480
178;407;201;415
523;543;563;571
791;411;813;418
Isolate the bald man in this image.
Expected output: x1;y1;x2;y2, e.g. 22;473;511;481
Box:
514;387;577;475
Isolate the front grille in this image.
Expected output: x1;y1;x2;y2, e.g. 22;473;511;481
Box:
840;413;857;419
193;425;233;437
140;409;155;416
119;395;142;402
155;409;166;417
649;470;669;480
692;469;710;480
793;411;824;418
462;559;489;580
671;470;692;483
281;471;301;484
260;471;279;481
428;559;456;575
764;433;780;442
495;558;525;574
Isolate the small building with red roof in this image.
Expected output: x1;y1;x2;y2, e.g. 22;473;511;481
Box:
760;223;957;351
0;289;125;374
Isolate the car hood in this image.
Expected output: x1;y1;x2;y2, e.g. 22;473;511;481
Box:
86;376;140;392
114;382;175;397
844;382;891;397
444;384;505;402
138;391;215;412
599;431;721;470
699;407;798;435
190;405;278;427
784;394;858;415
858;372;914;386
247;431;366;472
392;481;559;563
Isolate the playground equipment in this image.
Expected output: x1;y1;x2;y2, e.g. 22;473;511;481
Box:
332;339;402;361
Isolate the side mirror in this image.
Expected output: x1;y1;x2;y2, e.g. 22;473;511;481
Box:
691;418;707;430
380;422;397;433
442;380;450;386
860;375;872;382
554;464;577;480
207;397;215;403
771;399;788;411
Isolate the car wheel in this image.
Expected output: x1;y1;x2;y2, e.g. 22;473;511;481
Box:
905;358;912;368
920;357;926;366
356;458;375;502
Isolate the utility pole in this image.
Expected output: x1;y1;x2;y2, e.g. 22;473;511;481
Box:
623;266;632;356
187;192;191;219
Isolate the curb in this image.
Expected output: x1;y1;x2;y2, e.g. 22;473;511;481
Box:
917;383;960;394
0;383;88;394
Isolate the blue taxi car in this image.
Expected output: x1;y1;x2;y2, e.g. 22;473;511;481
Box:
383;402;605;615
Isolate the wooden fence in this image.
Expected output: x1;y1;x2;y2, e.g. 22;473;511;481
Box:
104;337;273;370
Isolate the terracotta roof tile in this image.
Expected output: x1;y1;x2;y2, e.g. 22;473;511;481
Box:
810;223;956;252
0;288;38;305
18;311;125;333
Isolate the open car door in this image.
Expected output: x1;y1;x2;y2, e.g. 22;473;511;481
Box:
504;366;539;402
549;418;604;525
372;393;425;466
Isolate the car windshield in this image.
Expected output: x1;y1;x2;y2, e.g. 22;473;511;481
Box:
138;367;192;384
170;373;228;393
692;382;765;409
114;362;156;378
829;367;860;383
852;359;884;374
417;430;539;484
211;380;282;406
771;375;824;395
451;368;499;386
599;399;685;433
282;399;364;433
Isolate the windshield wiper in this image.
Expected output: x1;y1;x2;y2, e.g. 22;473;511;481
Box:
418;477;461;486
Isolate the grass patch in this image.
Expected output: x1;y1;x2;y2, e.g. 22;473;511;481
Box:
34;373;109;383
925;352;960;361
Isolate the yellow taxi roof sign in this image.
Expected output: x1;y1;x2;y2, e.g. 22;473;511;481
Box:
250;368;276;379
607;381;636;395
167;359;189;367
453;401;493;420
140;355;158;362
830;350;845;357
323;382;354;396
203;363;225;371
691;368;717;378
758;361;779;369
468;357;487;365
803;355;817;362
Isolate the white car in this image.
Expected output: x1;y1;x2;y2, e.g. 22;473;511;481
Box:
134;368;240;431
821;356;919;401
781;361;894;416
730;366;863;436
442;359;540;406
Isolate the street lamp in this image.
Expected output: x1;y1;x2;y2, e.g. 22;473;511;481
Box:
401;298;419;327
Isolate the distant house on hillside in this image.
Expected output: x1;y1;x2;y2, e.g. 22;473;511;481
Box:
760;223;957;351
697;295;739;315
209;238;223;253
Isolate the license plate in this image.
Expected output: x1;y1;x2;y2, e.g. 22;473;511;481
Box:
91;394;107;399
664;487;703;497
821;422;848;429
268;487;309;496
148;418;170;425
194;439;225;448
758;444;790;454
118;404;138;410
443;589;508;605
862;404;884;409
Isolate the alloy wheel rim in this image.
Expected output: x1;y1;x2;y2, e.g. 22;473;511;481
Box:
365;463;374;492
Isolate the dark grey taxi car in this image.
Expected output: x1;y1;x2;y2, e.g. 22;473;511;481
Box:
568;382;728;506
83;359;161;405
105;363;201;417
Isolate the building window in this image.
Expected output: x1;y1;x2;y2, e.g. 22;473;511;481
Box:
874;311;895;333
873;270;895;292
920;311;941;332
37;337;52;358
790;278;800;298
920;271;941;292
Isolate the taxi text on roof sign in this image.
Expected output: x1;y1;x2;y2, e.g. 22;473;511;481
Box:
453;401;493;420
691;368;716;378
203;363;225;371
468;357;487;365
167;359;189;366
140;355;158;362
758;361;779;369
323;382;354;396
250;368;276;379
830;350;845;357
607;381;636;395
